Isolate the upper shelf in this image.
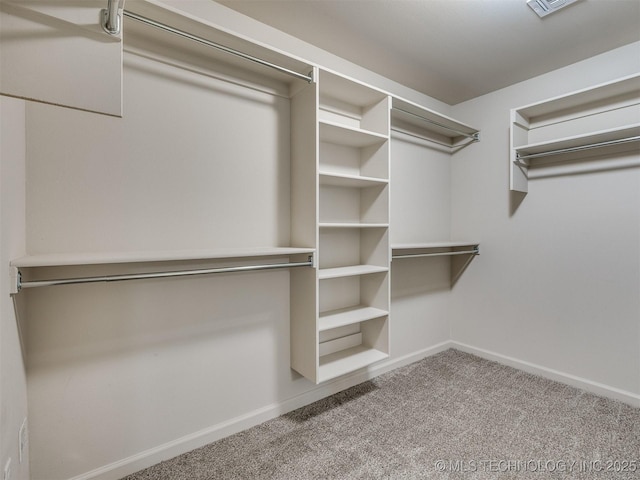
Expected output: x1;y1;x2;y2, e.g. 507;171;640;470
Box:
514;74;640;127
391;97;480;149
510;74;640;193
11;247;316;268
123;1;315;95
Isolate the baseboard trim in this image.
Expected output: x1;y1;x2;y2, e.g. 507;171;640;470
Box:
451;341;640;408
70;341;452;480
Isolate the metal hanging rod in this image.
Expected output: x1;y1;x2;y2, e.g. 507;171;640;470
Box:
392;248;479;260
393;108;480;141
14;256;314;292
516;136;640;162
100;2;314;84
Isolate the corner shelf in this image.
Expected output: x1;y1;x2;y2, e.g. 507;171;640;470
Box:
392;242;480;286
510;74;640;193
391;97;479;151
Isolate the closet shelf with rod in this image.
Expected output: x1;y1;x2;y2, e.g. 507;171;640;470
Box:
391;241;480;259
510;73;640;193
392;242;480;286
391;97;480;151
103;0;315;86
10;247;316;294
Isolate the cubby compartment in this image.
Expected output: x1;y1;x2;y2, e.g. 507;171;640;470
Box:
318;273;389;382
318;70;390;136
319;227;388;270
318;316;389;382
319;140;388;180
319;183;389;225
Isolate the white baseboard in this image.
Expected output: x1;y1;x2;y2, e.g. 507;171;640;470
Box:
71;340;639;480
451;341;640;408
70;341;452;480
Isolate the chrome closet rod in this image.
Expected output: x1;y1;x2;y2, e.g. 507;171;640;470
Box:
16;258;314;291
516;136;640;161
392;249;479;259
393;108;479;140
122;11;314;83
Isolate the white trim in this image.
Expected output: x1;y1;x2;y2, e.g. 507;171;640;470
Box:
69;339;639;480
450;341;640;408
69;341;451;480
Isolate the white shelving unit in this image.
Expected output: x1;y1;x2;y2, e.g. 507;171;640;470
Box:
290;69;391;383
510;74;640;193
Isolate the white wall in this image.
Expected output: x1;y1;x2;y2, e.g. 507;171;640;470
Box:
0;97;29;480
450;42;640;402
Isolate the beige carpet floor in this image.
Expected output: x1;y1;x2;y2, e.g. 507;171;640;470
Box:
122;349;639;479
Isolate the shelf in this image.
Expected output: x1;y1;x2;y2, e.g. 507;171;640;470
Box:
515;124;640;162
11;247;316;268
319;172;388;188
319;305;388;332
392;242;479;259
318;345;388;383
391;97;479;141
510;74;640;193
392;241;479;251
319;120;388;147
318;265;388;280
319;223;389;229
515;73;640;125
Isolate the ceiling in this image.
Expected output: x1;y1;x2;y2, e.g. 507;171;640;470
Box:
217;0;640;105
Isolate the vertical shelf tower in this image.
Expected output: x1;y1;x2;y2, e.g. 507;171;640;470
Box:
291;70;391;383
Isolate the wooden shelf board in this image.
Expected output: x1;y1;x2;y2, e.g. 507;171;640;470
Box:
517;73;640;121
318;265;388;280
319;223;389;229
515;124;640;157
319;172;388;188
11;247;316;268
319;305;389;332
391;97;479;139
319;70;388;107
392;241;479;251
318;345;388;383
319;120;388;147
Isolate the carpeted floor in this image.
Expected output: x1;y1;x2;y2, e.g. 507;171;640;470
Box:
122;349;639;479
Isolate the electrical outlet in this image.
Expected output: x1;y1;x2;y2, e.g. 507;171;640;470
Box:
18;418;27;464
3;457;11;480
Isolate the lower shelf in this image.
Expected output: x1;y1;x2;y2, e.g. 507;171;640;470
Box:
319;305;388;331
318;345;388;383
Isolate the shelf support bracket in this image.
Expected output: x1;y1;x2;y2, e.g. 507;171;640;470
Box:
9;267;21;295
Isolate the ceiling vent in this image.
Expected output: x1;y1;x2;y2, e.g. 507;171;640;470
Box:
527;0;581;17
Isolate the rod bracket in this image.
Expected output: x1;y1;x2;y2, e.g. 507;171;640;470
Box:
101;0;122;36
472;132;480;142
